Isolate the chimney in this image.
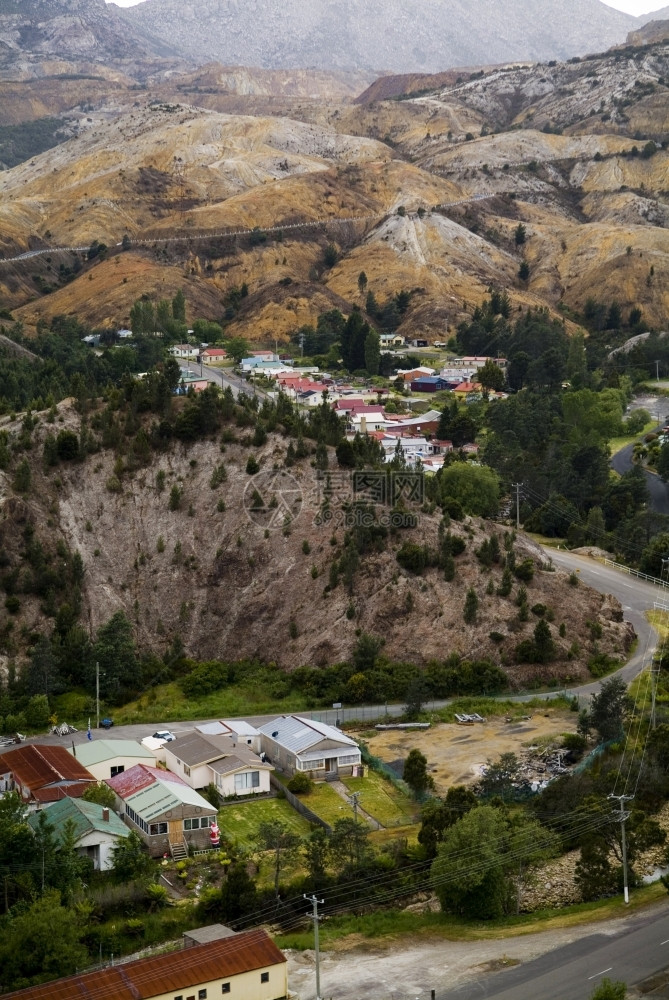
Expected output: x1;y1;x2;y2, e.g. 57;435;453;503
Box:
102;807;109;822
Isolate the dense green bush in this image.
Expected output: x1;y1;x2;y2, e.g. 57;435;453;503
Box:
180;660;230;697
287;772;313;794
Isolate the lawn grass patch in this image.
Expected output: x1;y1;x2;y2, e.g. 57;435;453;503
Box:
218;797;313;847
302;782;352;827
341;770;420;828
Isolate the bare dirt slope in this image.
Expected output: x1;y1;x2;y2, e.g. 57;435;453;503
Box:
0;399;633;678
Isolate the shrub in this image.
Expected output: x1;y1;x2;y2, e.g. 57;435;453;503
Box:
180;660;230;697
588;653;620;678
514;558;535;582
287;772;313;794
56;429;79;460
169;485;182;510
246;455;259;475
531;603;546;617
562;732;587;756
5;595;20;614
396;542;431;575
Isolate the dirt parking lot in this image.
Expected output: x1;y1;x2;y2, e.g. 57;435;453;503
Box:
358;710;577;792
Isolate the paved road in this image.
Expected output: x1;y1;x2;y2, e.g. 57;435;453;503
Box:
548;549;662;695
179;363;268;401
611;440;669;516
441;902;669;999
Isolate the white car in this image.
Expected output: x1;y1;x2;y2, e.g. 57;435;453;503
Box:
152;730;176;742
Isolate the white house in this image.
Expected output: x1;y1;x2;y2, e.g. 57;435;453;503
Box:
68;739;156;782
28;797;129;871
258;716;361;778
140;735;169;764
164;731;271;795
170;343;197;358
196;720;262;754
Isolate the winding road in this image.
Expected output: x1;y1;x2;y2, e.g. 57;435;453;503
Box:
611;439;669;516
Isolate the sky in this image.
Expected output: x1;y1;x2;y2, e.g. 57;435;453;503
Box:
106;0;667;9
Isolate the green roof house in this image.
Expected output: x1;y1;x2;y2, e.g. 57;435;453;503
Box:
29;796;129;871
68;739;156;781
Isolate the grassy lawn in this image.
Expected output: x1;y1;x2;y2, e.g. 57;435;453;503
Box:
218;797;313;847
341;770;420;828
304;782;354;827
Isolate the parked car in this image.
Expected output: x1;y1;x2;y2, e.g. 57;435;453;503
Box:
152;730;176;742
101;718;114;729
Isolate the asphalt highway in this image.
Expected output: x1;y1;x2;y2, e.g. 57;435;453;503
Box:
610;440;669;516
441;903;669;999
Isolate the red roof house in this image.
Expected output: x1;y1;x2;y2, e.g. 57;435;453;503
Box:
0;745;95;803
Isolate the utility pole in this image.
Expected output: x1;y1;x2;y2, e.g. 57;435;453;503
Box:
349;791;361;825
304;894;324;1000
656;360;661;382
514;483;521;529
609;793;633;904
96;661;100;730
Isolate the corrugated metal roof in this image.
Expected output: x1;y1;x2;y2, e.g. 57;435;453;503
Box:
28;797;129;842
1;928;286;1000
221;720;260;737
0;745;94;792
258;715;357;754
33;782;92;803
70;740;154;768
106;764;214;821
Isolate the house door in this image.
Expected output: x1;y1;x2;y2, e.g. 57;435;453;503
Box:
325;758;337;773
168;818;183;844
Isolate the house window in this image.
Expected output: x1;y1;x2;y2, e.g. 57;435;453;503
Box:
198;991;207;999
338;754;361;766
221;984;230;994
110;765;125;777
300;758;324;771
149;822;168;835
184;816;214;831
184;765;191;777
260;973;269;983
175;996;183;999
125;806;148;834
234;771;260;791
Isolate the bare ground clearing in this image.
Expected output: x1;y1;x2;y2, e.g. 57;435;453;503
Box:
356;711;577;792
287;906;646;1000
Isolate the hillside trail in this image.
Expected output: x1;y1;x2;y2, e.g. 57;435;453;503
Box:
286;900;663;1000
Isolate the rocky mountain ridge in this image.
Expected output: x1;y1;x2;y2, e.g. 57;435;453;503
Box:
0;0;184;80
119;0;638;74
